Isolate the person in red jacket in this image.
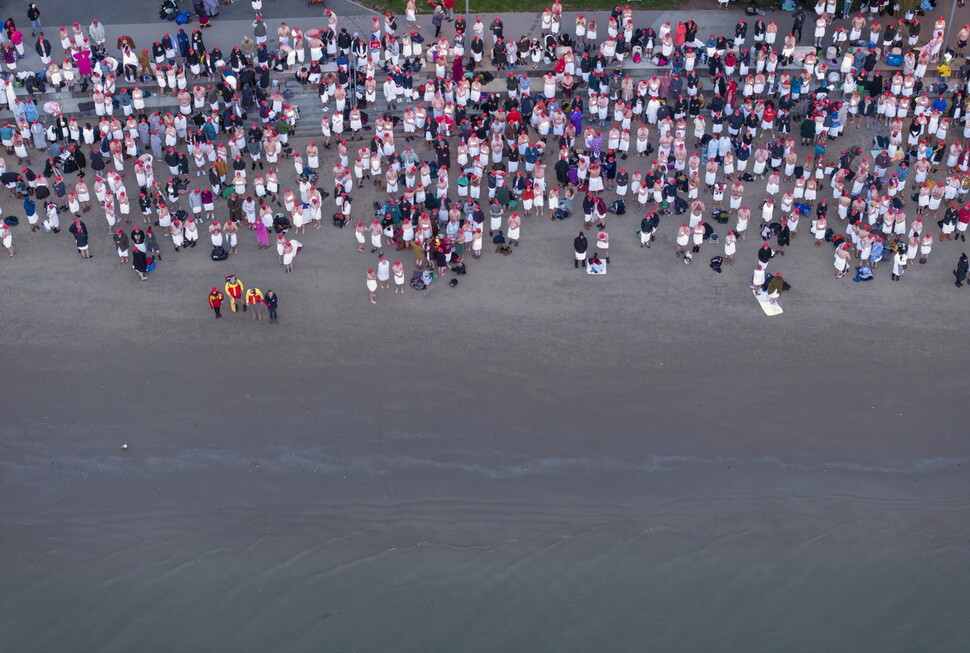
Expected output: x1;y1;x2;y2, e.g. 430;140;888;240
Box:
208;287;224;319
761;105;777;139
957;203;970;242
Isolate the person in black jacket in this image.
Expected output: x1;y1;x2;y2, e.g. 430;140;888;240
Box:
164;147;180;175
35;34;51;65
132;248;148;280
492;40;507;70
735;20;747;47
66;146;85;175
757;242;774;269
573;231;588;268
91;147;104;176
954;253;968;287
776;222;791;256
69;218;92;259
27;4;42;37
490;17;504;44
555;154;570;185
640;211;660;248
337;29;351;55
791;9;805;42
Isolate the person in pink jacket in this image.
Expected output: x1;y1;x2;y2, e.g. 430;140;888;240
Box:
73;43;92;76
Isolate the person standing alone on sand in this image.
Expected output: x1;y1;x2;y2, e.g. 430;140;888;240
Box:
69;218;92;259
954;253;968;287
574;231;588;268
208;287;225;318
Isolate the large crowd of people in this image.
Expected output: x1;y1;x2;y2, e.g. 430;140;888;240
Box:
2;0;970;312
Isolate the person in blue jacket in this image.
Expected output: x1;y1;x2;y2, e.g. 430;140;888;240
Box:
24;195;37;232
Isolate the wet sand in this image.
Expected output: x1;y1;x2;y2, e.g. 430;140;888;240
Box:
2;127;970;651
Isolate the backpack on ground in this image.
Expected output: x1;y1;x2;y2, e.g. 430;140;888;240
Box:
410;270;428;290
211;246;228;261
608;199;626;215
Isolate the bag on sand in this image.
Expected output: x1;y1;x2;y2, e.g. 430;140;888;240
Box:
211;246;228;261
410;270;427;290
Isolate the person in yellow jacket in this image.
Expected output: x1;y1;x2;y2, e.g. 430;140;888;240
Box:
225;274;245;312
245;286;265;321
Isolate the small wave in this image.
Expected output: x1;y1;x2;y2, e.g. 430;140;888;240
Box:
3;448;968;486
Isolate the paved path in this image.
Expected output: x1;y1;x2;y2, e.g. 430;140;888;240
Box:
19;0;374;31
12;7;871;76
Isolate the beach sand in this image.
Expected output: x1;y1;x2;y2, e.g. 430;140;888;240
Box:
2;126;970;651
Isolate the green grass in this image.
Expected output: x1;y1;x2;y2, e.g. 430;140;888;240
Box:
360;0;681;18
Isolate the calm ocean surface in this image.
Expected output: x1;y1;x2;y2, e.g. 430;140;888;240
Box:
2;453;968;652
